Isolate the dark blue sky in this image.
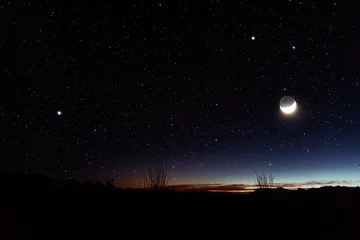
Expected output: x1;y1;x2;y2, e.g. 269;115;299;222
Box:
1;1;360;187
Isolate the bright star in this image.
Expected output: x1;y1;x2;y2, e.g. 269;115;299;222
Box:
57;111;62;116
251;36;255;40
292;46;296;50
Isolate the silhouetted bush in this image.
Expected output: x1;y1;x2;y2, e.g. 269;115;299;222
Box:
140;161;171;190
105;177;115;188
255;171;274;189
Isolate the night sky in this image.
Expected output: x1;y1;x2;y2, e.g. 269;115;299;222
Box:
2;1;360;188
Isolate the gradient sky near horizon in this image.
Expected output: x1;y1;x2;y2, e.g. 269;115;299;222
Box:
2;1;360;188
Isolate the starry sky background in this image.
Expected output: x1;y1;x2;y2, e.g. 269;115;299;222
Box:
1;1;360;188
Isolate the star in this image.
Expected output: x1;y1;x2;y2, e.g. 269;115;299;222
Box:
251;36;255;40
57;111;62;116
292;46;296;50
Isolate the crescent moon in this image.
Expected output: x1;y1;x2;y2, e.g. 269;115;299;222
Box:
280;101;297;114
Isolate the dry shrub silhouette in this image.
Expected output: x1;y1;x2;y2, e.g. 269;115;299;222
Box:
140;161;172;190
255;171;274;189
104;177;115;188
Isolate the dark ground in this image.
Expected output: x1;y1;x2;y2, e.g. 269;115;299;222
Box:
1;173;360;239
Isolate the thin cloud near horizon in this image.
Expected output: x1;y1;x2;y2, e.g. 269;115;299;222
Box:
170;180;360;191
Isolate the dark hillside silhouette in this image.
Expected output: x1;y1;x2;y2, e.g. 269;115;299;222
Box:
1;172;360;239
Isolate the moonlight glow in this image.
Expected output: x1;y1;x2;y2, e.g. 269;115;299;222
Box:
280;101;297;114
279;96;297;115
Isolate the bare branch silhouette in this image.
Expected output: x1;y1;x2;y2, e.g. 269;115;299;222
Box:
140;161;172;190
104;177;115;188
255;171;274;189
